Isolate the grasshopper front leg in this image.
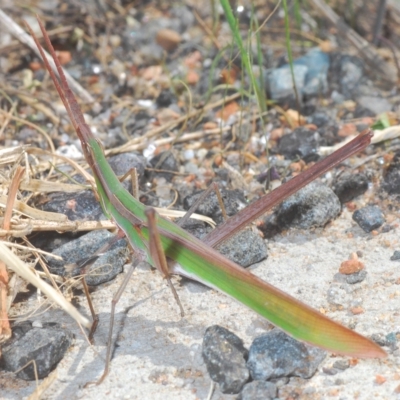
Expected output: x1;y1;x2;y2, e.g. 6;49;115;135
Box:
93;209;185;386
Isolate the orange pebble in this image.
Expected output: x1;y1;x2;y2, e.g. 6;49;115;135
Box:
339;259;364;275
56;50;72;65
375;375;386;385
29;61;42;71
186;70;199;85
350;306;364;315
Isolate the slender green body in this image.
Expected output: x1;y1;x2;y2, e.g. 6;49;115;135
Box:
91;138;384;357
30;18;386;363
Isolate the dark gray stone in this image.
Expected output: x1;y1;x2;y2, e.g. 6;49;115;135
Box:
323;366;339;375
108;152;145;178
333;359;350;370
330;54;364;99
307;111;332;128
345;269;367;284
352;206;385;233
47;229;128;285
42;190;105;221
149;151;179;180
238;381;277;400
247;329;326;381
184;189;247;225
370;332;397;351
278;127;321;162
382;152;400;194
217;228;268;267
391;251;400;261
332;172;369;203
370;333;390;347
2;321;73;380
202;325;249;394
260;182;341;237
156;89;176;107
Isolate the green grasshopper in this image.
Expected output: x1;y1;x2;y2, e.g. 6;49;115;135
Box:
27;18;386;385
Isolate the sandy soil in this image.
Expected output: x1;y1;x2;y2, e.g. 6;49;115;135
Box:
2;206;400;400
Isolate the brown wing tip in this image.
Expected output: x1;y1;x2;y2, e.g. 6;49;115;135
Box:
333;340;388;359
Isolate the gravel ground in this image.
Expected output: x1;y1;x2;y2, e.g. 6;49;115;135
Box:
1;1;400;399
2;206;400;399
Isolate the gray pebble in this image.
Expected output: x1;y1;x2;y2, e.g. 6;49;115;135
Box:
357;95;392;115
346;269;367;284
261;182;341;237
2;321;73;380
237;381;277;400
266;64;308;101
149;151;179;180
247;329;326;381
202;325;249;394
323;366;339;375
382;151;400;194
332;172;369;203
184;189;247;225
217;228;268;267
42;190;105;221
391;251;400;261
278;127;320;162
48;230;128;285
108;152;145;178
333;359;350;370
352;205;385;232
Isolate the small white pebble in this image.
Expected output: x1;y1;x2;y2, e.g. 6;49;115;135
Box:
196;148;207;160
183;149;194;160
32;320;43;328
137;99;153;108
143;144;156;160
56;144;83;160
92;64;102;74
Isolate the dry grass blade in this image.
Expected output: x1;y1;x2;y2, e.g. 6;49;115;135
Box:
20;180;86;193
0;146;29;167
3;166;25;231
0;166;25;340
0;242;91;329
0;219;116;237
0;194;67;221
319;125;400;156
